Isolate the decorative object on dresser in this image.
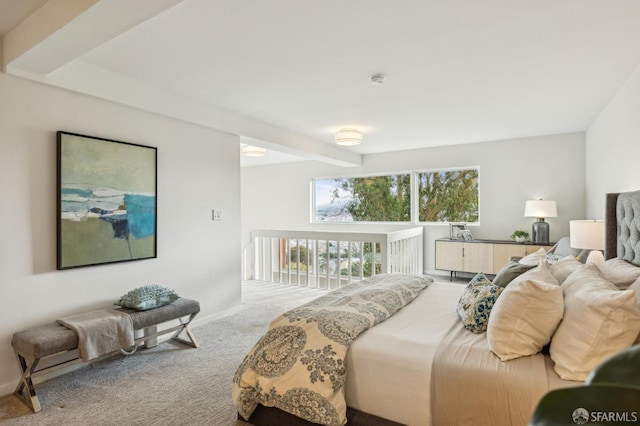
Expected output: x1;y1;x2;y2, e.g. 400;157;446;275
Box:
510;229;529;243
460;229;474;241
569;219;605;265
449;222;467;239
524;199;557;244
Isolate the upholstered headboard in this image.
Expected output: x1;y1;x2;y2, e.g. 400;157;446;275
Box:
605;190;640;266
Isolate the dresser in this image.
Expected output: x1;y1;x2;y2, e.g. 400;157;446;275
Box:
435;239;554;279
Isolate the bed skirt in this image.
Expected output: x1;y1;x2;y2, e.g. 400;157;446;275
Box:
240;404;404;426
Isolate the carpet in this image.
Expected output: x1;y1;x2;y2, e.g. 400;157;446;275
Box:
0;281;328;426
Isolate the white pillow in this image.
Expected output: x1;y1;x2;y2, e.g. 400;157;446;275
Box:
550;256;584;284
518;247;548;266
597;258;640;289
550;264;640;381
487;262;563;361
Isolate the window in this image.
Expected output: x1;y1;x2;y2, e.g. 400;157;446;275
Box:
417;168;479;223
313;174;411;222
313;167;479;224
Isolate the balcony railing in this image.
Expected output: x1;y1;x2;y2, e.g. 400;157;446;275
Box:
245;227;423;290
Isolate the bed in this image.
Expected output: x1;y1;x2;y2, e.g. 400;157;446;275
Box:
233;190;640;426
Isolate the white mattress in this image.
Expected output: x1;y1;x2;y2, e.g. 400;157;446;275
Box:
344;281;464;425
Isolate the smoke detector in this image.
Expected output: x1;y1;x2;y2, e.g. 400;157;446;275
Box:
369;73;385;85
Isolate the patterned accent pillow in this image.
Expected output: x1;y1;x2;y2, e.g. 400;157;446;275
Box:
117;284;179;310
457;273;504;333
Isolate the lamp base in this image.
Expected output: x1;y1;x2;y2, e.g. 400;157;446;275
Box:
532;220;550;245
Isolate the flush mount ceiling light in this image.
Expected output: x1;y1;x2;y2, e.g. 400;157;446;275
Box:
334;128;363;146
241;145;267;157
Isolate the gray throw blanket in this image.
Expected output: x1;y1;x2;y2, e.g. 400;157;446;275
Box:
58;309;134;361
233;273;432;426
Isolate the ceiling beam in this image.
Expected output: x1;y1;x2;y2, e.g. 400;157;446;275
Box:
2;0;185;74
7;60;362;167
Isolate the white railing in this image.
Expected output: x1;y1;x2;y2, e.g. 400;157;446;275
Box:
246;227;423;290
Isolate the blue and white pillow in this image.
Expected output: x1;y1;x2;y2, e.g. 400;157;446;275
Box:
457;272;504;333
117;284;179;311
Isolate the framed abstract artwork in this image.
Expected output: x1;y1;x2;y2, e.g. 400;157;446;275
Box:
57;131;157;269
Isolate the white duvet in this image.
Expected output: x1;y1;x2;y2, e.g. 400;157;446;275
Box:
344;281;574;426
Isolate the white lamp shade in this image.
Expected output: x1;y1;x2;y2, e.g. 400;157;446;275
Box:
570;220;605;250
524;200;557;218
334;128;363;146
241;145;267;157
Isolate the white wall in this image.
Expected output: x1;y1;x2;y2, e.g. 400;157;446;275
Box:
586;64;640;218
0;73;242;395
242;133;586;275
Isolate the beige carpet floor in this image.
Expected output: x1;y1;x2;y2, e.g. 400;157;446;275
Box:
0;281;328;426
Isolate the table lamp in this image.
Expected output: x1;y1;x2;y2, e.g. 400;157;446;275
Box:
524;199;557;244
570;220;605;265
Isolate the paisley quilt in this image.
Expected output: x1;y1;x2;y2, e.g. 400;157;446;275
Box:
232;273;433;426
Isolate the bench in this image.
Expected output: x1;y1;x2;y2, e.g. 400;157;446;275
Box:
11;297;200;412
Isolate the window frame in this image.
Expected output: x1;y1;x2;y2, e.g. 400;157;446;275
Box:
311;166;480;225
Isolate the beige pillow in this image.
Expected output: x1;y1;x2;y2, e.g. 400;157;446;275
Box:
597;258;640;289
550;256;584;284
518;247;548;266
487;262;563;361
550;264;640;381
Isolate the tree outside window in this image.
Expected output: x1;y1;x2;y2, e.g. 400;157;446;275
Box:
417;168;479;223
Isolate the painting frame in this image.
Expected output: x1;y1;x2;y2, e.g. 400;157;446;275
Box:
449;222;467;239
57;131;157;270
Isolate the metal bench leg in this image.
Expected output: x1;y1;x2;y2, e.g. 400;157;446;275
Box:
171;313;199;348
121;312;200;355
14;353;42;413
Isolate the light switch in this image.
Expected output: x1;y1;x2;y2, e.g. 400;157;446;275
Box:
212;209;223;221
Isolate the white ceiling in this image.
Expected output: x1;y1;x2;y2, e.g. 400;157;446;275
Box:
3;0;640;166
